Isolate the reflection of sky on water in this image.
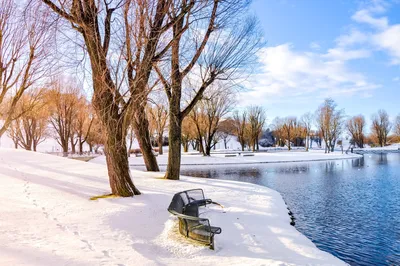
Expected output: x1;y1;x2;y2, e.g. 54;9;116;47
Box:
179;154;400;266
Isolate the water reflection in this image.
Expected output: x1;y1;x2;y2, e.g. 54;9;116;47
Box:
180;154;400;266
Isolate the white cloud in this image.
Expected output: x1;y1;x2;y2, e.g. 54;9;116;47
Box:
334;1;400;65
336;29;368;47
373;24;400;64
393;77;400;82
240;44;378;106
323;47;371;61
352;9;388;29
310;42;321;50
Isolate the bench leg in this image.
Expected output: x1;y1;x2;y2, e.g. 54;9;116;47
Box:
209;236;215;250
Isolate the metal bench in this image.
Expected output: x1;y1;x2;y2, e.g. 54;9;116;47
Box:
167;189;222;250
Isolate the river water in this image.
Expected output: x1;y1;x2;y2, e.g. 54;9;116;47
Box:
177;153;400;266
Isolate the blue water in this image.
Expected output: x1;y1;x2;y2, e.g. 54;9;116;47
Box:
178;154;400;266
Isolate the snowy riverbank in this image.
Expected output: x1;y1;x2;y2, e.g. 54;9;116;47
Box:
91;149;362;166
0;148;345;265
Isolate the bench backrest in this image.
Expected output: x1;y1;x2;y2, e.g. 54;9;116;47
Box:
168;189;205;216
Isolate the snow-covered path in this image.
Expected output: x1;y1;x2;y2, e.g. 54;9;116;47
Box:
0;148;346;265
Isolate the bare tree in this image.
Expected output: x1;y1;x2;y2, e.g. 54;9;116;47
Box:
181;116;197;153
315;99;344;153
233;110;248;151
86;115;104;153
395;115;400;137
347;115;366;148
7;89;49;151
371;109;391;147
218;118;235;149
247;105;265;151
148;98;168;155
40;0;184;195
271;117;284;147
189;84;235;156
74;98;94;154
154;1;261;179
47;80;80;156
301;112;313;151
0;0;52;137
282;117;297;151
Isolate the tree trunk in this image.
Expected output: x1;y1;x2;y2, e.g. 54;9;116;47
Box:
224;138;227;149
198;137;205;155
183;141;189;152
70;135;76;154
104;122;140;196
79;141;84;155
165;110;182;180
133;106;159;171
305;136;309;151
158;134;163;155
205;145;212;156
62;142;68;157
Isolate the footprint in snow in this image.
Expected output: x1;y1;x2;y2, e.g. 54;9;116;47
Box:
81;239;94;251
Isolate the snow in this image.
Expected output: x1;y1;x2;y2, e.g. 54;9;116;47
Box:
91;149;362;166
0;148;345;265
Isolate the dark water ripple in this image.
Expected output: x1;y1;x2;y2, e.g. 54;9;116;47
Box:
177;154;400;266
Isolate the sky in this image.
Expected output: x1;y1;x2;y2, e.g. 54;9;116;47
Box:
244;0;400;125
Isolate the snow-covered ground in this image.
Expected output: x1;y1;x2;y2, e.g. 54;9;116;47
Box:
91;149;361;166
0;148;345;265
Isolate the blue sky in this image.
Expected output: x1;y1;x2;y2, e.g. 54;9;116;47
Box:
244;0;400;125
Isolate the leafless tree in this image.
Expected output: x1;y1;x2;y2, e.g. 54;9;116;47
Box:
247;105;265;151
181;116;197;153
282;117;297;151
7;89;49;151
271;117;285;147
148;97;168;155
86;116;104;153
218;118;235;149
371;109;391;147
233;110;248;151
0;0;52;137
47;79;80;156
154;1;261;179
315;98;344;153
347;115;366;148
189;84;235;156
40;0;184;195
395;115;400;137
73;98;94;154
301;112;313;151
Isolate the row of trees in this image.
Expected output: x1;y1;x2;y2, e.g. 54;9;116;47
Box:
0;0;261;196
6;80;102;155
270;99;400;153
